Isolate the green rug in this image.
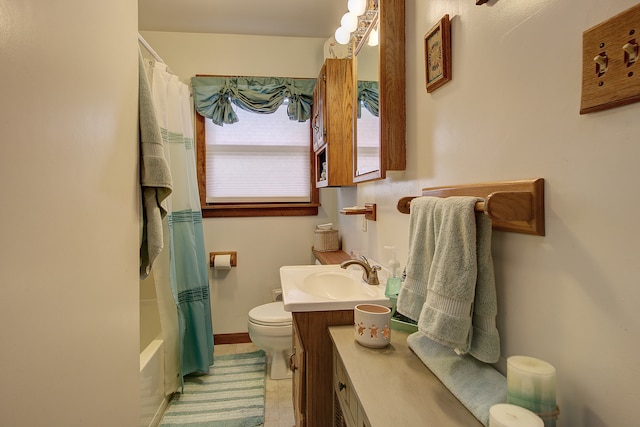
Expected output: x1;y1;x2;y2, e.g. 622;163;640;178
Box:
159;350;266;427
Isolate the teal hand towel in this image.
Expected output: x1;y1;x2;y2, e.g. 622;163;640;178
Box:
407;332;507;426
470;212;501;363
418;196;479;351
396;197;440;321
397;196;501;363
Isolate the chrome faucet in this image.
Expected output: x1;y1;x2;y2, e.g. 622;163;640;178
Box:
340;256;381;285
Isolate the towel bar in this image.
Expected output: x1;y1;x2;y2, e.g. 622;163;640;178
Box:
397;178;545;236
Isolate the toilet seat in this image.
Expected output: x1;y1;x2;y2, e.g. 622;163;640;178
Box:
248;302;292;327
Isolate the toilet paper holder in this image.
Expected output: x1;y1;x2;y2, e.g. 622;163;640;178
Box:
209;251;237;268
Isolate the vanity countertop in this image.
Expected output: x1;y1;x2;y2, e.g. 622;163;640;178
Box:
312;248;351;265
329;326;483;427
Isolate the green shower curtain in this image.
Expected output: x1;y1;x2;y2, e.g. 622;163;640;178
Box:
150;61;214;380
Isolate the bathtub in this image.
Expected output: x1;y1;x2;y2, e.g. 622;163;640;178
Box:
140;299;167;427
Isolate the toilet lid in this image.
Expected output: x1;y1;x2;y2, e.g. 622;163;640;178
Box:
248;302;292;327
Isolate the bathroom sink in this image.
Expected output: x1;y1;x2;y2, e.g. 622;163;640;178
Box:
280;264;390;312
300;271;375;299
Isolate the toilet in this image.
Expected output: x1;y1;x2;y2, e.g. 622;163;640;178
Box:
248;301;293;380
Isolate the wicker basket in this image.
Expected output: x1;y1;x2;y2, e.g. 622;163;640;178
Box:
313;228;339;252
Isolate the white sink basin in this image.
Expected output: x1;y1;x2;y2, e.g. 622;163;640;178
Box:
280;264;390;312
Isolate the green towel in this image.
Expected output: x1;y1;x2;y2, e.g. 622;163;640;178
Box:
470;212;501;363
407;332;506;426
396;197;440;321
397;196;501;363
418;196;479;353
138;50;172;279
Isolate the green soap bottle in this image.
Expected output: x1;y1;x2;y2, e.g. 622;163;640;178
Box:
384;246;402;298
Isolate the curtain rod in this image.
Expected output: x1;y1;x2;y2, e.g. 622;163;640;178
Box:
137;33;175;74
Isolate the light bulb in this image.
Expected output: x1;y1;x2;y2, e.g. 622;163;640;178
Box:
334;27;351;45
341;12;358;33
348;0;367;16
367;28;379;46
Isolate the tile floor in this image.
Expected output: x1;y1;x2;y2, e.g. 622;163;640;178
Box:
214;342;295;427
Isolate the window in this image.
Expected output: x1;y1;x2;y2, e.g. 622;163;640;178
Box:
195;104;319;218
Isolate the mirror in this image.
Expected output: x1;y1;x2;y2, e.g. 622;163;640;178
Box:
353;0;406;183
354;21;381;178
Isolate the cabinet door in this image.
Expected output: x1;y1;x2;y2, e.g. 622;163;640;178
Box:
292;318;306;427
334;347;357;427
356;404;371;427
312;65;326;152
313;58;354;188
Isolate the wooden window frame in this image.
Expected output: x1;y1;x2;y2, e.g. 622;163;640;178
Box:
195;112;320;218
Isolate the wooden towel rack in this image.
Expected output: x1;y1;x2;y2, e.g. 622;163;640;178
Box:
397;178;545;236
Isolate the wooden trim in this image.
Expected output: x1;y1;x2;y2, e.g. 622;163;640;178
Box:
195;112;207;207
214;333;251;345
380;0;406;171
397;178;545;236
202;204;319;218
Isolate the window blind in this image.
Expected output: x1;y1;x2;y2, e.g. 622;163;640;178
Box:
205;104;310;203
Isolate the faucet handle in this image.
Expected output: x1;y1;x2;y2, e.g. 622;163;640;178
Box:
368;265;381;286
360;255;372;267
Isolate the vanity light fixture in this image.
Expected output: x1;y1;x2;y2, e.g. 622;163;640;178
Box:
348;0;367;16
341;12;358;32
367;27;379;46
334;0;378;46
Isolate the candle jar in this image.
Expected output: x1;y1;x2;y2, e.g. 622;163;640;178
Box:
507;356;558;427
354;304;392;348
489;404;543;427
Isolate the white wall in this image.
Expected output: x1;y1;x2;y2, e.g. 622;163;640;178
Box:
140;31;339;334
0;0;140;425
341;1;640;426
143;0;640;423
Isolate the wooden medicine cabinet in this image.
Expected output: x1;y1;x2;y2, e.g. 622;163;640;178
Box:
353;0;406;183
312;58;355;187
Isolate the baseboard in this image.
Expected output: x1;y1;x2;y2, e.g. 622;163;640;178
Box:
214;332;251;344
149;394;171;427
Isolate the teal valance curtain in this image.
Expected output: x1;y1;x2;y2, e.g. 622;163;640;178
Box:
357;80;379;118
191;76;316;126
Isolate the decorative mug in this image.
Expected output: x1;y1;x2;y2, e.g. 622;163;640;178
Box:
354;304;391;348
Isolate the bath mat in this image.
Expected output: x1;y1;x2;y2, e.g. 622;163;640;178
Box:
159;350;266;427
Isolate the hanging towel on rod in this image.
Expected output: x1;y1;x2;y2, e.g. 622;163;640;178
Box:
396;196;500;363
138;48;173;279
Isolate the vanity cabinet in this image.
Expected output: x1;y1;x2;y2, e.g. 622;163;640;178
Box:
291;318;306;427
334;346;370;427
291;310;355;427
312;58;355;187
329;326;484;427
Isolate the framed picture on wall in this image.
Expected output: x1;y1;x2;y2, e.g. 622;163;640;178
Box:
425;15;452;93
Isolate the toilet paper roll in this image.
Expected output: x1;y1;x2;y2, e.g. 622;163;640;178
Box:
214;254;232;270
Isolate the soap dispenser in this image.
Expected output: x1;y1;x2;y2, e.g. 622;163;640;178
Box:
384;246;402;298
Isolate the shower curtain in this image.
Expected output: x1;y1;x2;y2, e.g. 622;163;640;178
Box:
148;60;214;387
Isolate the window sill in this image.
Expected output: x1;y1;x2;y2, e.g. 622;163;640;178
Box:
201;203;320;218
